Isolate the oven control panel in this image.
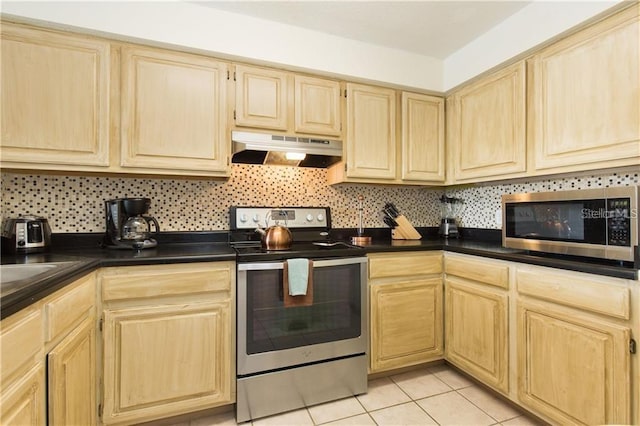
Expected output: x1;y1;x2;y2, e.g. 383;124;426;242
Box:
231;207;330;229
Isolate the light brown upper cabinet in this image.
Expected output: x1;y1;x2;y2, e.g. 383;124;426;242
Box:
329;87;444;185
529;5;640;174
346;83;397;180
329;83;396;181
401;92;445;183
0;23;110;171
120;46;230;176
234;65;342;138
447;61;527;183
234;65;288;131
294;75;342;136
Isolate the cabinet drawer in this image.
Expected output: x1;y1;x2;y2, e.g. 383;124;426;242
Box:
1;307;43;381
101;262;233;301
44;273;95;342
445;255;509;289
516;267;630;320
369;252;442;279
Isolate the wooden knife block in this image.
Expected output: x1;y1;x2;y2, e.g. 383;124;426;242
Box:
391;215;422;240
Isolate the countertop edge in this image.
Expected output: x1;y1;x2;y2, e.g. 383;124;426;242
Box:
1;240;637;320
1;248;236;319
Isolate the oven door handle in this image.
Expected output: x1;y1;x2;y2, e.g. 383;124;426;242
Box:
237;256;367;271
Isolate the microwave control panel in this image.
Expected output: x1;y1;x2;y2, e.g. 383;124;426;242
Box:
607;198;631;246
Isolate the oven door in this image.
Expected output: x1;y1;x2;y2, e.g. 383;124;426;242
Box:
237;256;368;376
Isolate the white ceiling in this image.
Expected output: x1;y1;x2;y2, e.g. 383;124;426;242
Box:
193;1;532;59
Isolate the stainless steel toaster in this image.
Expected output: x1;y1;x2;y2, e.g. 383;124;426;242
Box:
1;216;52;253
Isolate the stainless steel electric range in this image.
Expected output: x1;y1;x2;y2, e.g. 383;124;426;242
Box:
229;206;368;422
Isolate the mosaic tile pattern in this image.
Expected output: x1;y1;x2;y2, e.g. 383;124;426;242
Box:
446;171;639;229
0;166;439;232
1;167;637;233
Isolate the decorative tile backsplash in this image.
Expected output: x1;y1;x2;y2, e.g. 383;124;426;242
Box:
1;166;637;233
448;171;639;229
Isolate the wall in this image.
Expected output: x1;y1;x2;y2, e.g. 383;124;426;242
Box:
0;1;442;91
443;0;623;89
0;1;623;92
2;167;637;234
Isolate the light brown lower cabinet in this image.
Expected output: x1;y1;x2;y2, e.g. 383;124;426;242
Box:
516;265;633;425
0;362;46;425
48;315;97;426
444;255;510;394
445;277;509;394
44;274;98;426
0;273;97;426
100;262;235;425
368;252;443;373
443;253;638;425
517;299;631;425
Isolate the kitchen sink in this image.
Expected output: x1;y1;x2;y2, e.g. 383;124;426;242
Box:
0;261;82;298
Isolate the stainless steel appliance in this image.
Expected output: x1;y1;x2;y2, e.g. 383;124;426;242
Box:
439;195;463;238
104;198;160;249
230;206;368;422
1;215;52;253
231;131;342;167
502;186;638;262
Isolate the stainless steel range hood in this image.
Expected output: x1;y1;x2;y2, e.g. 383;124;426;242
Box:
231;131;342;168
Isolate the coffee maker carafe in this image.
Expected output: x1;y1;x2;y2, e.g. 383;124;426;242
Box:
104;198;160;249
439;195;463;238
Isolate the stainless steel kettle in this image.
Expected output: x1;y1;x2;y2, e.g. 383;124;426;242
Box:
254;213;292;251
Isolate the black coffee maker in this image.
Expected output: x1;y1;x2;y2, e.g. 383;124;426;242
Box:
104;198;160;249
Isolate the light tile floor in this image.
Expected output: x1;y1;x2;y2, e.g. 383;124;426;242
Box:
168;364;543;426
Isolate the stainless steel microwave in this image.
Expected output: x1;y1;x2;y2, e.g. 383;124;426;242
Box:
502;186;638;262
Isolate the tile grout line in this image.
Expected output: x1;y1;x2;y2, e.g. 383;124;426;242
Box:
453;387;502;425
240;365;532;426
386;370;456;426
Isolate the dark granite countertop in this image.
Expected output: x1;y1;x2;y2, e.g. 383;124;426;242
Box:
1;229;637;320
362;238;638;281
334;227;638;280
1;232;235;319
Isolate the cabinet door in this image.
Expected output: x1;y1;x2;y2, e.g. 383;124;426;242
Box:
294;75;341;136
121;46;229;173
235;65;288;130
345;83;396;179
0;307;43;384
401;92;445;182
0;24;110;169
448;61;526;182
102;301;232;425
517;299;631;425
445;276;508;393
0;363;46;426
530;6;640;173
370;277;443;372
48;316;96;426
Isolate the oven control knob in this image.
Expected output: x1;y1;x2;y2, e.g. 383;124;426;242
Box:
317;214;324;222
306;214;314;222
239;214;248;223
252;214;261;223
